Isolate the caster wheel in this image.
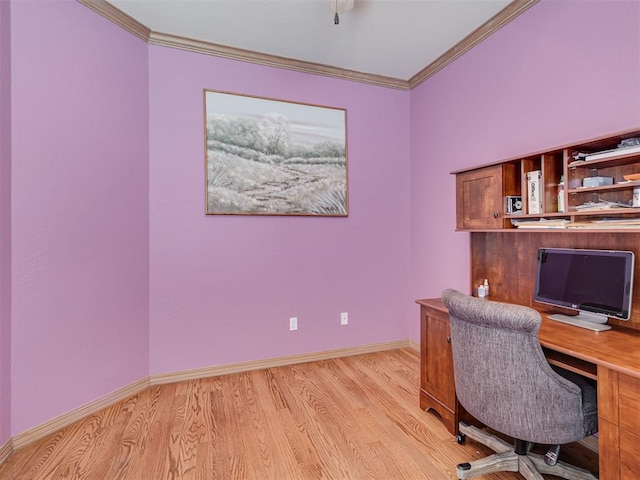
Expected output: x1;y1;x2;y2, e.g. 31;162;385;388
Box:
455;433;466;445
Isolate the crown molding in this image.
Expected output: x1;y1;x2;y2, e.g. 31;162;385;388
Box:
77;0;539;91
148;31;410;90
408;0;540;89
77;0;150;41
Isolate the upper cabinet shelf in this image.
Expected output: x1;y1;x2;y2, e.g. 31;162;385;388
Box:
567;180;640;195
453;129;640;232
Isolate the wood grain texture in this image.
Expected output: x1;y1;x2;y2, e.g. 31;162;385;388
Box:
598;420;620;480
617;373;640;434
454;128;640;232
456;165;505;230
0;348;538;480
419;302;459;434
470;231;640;330
619;429;640;480
12;377;151;450
4;341;409;460
0;439;13;466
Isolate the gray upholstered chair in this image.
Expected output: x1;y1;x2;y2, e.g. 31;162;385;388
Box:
441;289;598;480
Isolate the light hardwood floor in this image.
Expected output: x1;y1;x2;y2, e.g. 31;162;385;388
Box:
0;348;594;479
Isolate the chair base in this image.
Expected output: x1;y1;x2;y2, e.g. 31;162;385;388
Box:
455;422;598;480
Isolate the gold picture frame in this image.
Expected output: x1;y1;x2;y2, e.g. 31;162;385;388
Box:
204;89;348;216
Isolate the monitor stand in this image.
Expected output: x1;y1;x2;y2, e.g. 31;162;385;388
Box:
547;311;611;332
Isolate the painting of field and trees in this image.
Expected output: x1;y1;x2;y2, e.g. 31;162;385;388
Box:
205;90;348;216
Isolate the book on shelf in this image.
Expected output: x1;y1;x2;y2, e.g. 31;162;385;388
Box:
526;170;542;214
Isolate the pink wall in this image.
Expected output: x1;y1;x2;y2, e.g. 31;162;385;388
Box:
0;0;11;445
5;0;639;441
410;0;640;333
148;48;413;375
9;0;149;435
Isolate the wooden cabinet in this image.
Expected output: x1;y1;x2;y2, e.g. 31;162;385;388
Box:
440;127;640;478
417;299;473;435
453;129;640;232
418;298;640;478
598;367;640;480
566;151;640;215
455;164;517;229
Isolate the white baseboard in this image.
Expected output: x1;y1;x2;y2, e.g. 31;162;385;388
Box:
4;340;413;459
149;339;412;385
0;437;13;466
12;377;150;450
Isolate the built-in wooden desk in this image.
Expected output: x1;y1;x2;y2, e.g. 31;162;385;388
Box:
418;298;640;480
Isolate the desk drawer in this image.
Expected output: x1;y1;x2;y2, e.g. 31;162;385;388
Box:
619;373;640;433
620;429;640;480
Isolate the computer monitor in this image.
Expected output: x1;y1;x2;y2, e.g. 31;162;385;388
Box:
534;247;635;331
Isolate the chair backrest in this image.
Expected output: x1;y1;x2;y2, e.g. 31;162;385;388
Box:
441;289;586;444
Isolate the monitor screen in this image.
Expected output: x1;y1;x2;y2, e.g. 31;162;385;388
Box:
534;248;635;321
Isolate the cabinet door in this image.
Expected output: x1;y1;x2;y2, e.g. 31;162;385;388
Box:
619;373;640;479
421;306;456;408
620;429;640;480
456;165;504;229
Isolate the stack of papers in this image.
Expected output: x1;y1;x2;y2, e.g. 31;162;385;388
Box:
575;201;631;211
511;219;570;229
584;144;640;161
569;218;640;229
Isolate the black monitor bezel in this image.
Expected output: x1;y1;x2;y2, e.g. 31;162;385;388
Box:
534;247;635;321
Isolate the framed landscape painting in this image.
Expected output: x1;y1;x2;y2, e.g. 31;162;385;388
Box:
204;90;348;216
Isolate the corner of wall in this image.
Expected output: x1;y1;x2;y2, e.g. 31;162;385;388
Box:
0;0;13;447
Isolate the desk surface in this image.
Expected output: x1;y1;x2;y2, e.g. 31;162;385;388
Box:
538;312;640;379
417;298;640;379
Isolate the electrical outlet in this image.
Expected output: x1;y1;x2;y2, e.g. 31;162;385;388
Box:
341;312;348;325
289;317;298;331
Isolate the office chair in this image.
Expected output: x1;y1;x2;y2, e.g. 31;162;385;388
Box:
441;289;598;480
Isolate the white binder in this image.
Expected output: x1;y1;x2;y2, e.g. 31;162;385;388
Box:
527;170;542;214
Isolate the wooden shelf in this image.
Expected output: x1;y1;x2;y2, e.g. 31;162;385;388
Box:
454;128;640;232
568;180;640;194
542;347;597;381
568;149;640;169
457;228;640;234
505;212;571;220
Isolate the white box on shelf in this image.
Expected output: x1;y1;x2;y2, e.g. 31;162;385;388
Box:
582;176;613;187
527;170;542;214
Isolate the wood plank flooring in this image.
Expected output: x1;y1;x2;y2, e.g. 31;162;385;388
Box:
0;348;594;479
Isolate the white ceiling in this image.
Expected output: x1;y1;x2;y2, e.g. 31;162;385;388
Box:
108;0;515;80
